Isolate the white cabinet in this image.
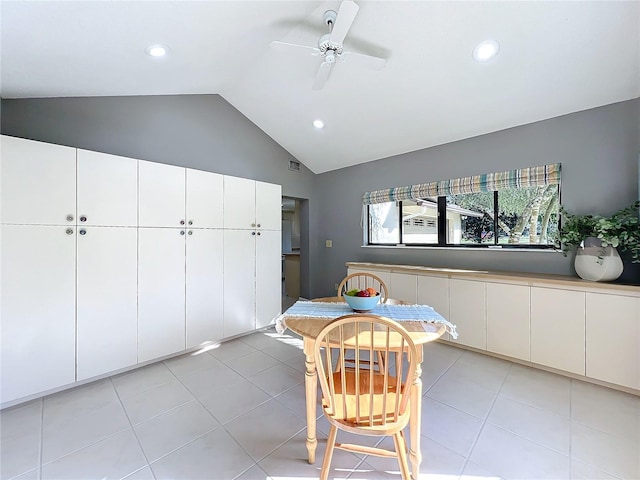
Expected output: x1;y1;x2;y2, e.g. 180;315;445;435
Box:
486;282;530;361
223;176;281;230
256;229;282;329
449;279;486;350
77;149;138;227
186;169;223;229
223;229;257;337
76;227;138;380
586;293;640;389
139;160;186;228
389;273;417;303
417;275;449;320
1;135;76;226
1;225;76;404
138;228;186;362
531;286;585;375
255;181;282;231
224;176;256;229
186;229;224;348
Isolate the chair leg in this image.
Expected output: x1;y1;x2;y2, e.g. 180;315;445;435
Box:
393;431;411;480
320;424;338;480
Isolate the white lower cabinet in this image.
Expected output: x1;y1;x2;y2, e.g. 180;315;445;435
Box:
138;228;186;363
417;274;450;319
486;282;530;361
256;229;282;329
586;292;640;389
389;273;417;303
1;225;76;404
531;286;585;375
223;230;256;337
76;227;138;380
449;278;486;350
186;229;224;348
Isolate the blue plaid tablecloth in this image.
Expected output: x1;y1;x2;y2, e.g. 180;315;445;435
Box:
274;300;458;339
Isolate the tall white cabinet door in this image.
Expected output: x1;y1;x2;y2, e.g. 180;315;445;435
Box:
255;181;282;230
139;161;186;228
389;273;418;303
1;225;76;404
224;176;256;229
223;230;256;337
1;136;76;226
77;150;138;227
256;230;282;329
531;286;585;375
138;228;186;362
186;169;223;229
449;279;486;349
486;282;530;361
186;229;224;348
586;293;639;389
76;227;138;380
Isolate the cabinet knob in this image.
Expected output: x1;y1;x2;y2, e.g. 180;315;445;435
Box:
252;231;256;236
188;220;193;225
180;220;185;225
251;223;256;227
79;229;87;235
180;230;185;235
66;215;74;222
257;224;261;228
66;228;74;235
257;232;261;236
188;230;193;235
80;216;87;222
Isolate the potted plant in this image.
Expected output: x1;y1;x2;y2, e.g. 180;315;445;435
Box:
556;201;640;281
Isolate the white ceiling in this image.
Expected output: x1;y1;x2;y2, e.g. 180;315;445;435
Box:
1;1;639;174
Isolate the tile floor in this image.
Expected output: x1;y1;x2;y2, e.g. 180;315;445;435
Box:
2;328;639;480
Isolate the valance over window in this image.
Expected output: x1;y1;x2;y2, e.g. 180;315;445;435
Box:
362;163;561;205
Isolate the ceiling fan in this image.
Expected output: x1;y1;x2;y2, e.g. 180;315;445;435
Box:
270;0;386;90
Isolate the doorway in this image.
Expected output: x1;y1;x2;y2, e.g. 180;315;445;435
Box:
282;196;302;310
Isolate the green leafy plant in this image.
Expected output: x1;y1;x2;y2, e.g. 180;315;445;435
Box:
556;201;640;263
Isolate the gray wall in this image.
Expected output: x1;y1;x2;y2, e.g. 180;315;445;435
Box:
0;94;319;296
2;95;638;297
314;99;640;296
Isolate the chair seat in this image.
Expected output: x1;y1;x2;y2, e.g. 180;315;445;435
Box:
322;371;410;435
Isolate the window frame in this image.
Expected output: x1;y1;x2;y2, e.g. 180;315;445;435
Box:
366;188;561;250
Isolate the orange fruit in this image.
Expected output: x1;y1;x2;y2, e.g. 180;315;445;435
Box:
366;287;377;296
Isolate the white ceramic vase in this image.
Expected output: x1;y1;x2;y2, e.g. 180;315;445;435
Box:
574;244;624;282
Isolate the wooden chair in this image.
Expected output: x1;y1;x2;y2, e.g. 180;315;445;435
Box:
335;273;390;372
314;314;418;480
337;272;389;303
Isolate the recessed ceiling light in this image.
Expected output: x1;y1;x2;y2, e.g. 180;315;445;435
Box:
473;40;499;62
313;119;325;129
145;44;169;57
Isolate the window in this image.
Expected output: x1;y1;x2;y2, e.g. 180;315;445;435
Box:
364;164;561;249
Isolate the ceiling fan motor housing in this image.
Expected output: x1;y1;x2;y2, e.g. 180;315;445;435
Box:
318;33;343;55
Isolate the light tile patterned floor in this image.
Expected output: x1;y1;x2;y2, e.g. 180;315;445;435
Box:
2;328;639;480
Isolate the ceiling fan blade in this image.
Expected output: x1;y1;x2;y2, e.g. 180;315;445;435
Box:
312;61;333;90
329;0;359;46
341;50;386;70
270;41;320;56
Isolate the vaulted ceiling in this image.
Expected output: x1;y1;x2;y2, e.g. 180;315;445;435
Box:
1;1;638;173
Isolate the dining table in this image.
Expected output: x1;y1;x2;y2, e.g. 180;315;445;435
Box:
275;297;457;480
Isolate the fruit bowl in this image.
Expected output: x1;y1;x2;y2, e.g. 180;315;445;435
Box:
343;292;381;312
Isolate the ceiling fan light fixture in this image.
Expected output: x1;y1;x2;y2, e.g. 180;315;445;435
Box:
473;40;499;62
313;119;325;129
145;44;169;57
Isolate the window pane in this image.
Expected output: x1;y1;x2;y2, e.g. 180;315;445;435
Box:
497;185;559;245
446;193;494;244
368;202;399;244
401;199;438;244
